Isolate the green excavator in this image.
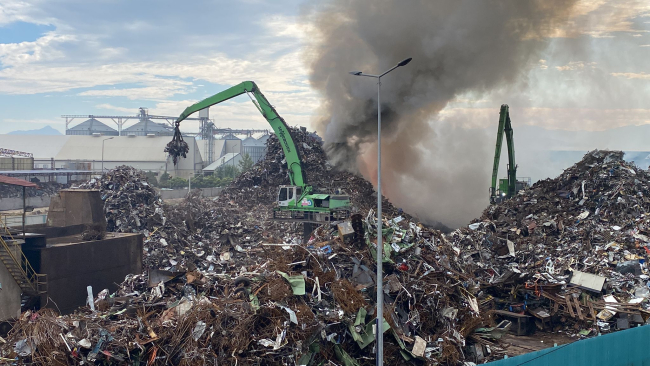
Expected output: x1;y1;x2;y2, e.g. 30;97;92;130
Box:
166;81;351;223
489;104;529;204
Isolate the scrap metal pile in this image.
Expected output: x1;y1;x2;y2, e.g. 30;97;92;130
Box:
0;129;489;365
4;135;650;365
1;211;485;365
447;150;650;337
222;127;405;216
76;166;165;233
0;181;70;198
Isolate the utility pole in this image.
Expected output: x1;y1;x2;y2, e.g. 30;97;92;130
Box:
349;57;412;366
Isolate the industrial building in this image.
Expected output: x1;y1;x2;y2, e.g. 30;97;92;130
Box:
0;188;142;320
242;134;270;163
66;118;119;136
202;153;243;175
211;138;242;160
121;120;173;136
0;131;269;181
66;115;172;137
57;107;270;175
0;135;203;179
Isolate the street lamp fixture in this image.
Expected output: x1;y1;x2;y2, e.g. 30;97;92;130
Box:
349;56;412;366
101;137;114;172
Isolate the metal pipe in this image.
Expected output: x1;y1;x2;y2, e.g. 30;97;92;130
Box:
349;57;411;366
22;186;26;240
101;137;114;172
375;76;383;366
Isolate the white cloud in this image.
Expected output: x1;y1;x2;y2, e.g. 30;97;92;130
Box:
555;61;597;71
611;72;650;79
0;1;46;26
538;59;548;70
94;104;138;113
0;32;74;66
80;82;193;100
549;0;650;38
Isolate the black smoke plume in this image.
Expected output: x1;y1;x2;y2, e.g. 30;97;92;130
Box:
304;0;578;227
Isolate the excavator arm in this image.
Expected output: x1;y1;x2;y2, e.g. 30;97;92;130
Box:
490;104;517;203
174;81;305;187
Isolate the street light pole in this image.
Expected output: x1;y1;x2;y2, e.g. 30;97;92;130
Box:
101;137;114;172
349;57;411;366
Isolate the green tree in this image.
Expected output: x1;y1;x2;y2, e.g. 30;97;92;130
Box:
167;176;188;189
216;164;240;179
144;171;159;187
238;153;254;172
189;174;229;188
159;172;171;185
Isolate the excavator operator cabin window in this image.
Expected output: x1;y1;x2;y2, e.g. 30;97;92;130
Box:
288;188;294;201
296;187;302;198
279;188;288;201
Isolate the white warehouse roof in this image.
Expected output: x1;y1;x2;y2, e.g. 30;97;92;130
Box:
0;134;201;163
0;135;71;159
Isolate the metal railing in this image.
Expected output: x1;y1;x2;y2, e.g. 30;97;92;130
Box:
0;213;47;227
0;218;47;294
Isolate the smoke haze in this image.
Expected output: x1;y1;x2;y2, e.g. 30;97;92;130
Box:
304;0;579;228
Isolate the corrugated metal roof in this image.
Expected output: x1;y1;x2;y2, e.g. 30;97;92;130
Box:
68;118;118;132
242;136;265;147
0;175;38;187
256;134;270;143
123;120;172;134
202;153;240;171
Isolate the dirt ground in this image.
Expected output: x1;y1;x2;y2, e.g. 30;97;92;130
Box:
500;332;577;357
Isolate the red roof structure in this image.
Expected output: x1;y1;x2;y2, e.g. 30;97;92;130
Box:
0;175;38;188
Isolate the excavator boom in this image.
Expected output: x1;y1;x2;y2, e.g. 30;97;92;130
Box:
171;81;350;224
490;104;519;203
175;81;305;187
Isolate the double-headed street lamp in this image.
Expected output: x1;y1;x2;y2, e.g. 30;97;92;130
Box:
349;57;412;366
101;137;114;172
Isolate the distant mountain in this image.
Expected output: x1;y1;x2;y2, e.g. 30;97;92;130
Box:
8;126;62;135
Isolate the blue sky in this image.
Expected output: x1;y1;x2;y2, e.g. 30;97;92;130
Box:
0;0;648;135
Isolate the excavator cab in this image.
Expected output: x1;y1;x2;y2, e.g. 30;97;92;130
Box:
277;185;302;207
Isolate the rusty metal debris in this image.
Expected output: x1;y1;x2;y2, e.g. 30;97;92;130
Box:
0;181;70;198
76;166;164;233
164;124;189;165
2;144;650;365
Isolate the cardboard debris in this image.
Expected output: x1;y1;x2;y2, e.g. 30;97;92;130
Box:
569;270;606;292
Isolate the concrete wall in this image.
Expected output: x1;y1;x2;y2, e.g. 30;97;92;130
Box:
158;187;223;200
47;190;106;229
0;244;23;321
29;233;143;315
0;195;51;211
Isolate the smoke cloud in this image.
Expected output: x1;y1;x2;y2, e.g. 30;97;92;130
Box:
304;0;579;228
